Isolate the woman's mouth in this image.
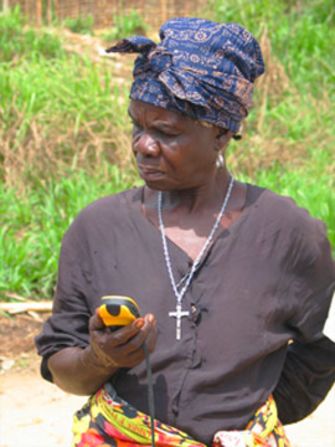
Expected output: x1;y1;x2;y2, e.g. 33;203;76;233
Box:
138;164;163;179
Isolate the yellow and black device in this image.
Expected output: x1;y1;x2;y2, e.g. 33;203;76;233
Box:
97;295;141;329
97;295;156;447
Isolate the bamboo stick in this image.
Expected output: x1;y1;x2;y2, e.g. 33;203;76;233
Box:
160;0;167;24
0;301;52;314
2;0;9;12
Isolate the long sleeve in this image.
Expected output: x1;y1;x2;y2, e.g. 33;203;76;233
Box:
274;336;335;424
274;211;335;423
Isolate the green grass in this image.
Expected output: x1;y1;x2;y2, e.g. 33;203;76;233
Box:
208;0;335;250
102;10;147;42
252;168;335;249
0;4;334;300
0;167;134;300
63;15;94;35
207;0;335;94
0;38;132;186
0;56;129;129
0;6;64;61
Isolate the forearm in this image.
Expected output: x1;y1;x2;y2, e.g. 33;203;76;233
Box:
47;346;118;395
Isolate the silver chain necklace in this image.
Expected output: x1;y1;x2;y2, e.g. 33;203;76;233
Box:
158;176;234;340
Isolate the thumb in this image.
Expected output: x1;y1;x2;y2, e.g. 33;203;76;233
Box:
89;311;106;331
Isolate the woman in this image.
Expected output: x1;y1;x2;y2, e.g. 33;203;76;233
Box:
35;18;335;447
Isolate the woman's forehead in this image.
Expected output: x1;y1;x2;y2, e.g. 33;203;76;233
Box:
129;100;204;128
128;99;216;135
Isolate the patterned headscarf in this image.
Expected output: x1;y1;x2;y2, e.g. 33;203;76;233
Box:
106;17;265;132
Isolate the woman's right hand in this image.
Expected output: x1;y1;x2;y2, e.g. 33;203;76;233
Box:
47;311;157;395
88;311;157;370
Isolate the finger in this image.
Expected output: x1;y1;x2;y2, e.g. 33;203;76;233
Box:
89;312;105;331
144;313;156;327
117;314;156;353
143;314;157;352
111;345;146;367
142;313;157;338
106;318;145;347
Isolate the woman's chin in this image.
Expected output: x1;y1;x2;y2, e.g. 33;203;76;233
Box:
140;172;171;190
143;178;170;190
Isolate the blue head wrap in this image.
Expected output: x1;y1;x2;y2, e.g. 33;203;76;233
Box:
106;17;265;133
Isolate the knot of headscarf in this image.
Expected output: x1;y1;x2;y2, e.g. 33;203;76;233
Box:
106;18;265;132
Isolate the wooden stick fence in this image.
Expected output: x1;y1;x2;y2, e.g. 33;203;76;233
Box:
2;0;208;27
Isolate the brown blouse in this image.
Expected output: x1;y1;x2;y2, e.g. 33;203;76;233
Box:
35;184;335;445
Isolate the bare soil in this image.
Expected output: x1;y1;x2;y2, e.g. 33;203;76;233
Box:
0;314;333;447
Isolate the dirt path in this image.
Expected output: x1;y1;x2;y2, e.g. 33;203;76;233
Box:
0;315;334;447
0;356;86;447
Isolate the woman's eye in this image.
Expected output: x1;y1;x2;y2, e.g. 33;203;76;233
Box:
132;122;142;133
155;128;179;138
131;121;179;138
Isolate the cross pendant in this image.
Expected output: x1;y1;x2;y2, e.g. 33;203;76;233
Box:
169;304;190;340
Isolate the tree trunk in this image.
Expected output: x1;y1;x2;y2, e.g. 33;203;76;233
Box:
46;0;52;24
36;0;42;26
53;0;59;22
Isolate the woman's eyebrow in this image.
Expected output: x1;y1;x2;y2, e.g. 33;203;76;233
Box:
127;110;181;130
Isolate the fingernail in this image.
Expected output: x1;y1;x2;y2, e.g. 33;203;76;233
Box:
135;319;145;329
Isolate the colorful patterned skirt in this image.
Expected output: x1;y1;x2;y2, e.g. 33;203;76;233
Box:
72;383;291;447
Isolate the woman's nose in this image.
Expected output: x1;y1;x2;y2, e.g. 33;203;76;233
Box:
133;132;160;157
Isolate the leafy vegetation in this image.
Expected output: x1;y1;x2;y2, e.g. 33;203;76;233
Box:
0;167;134;297
0;2;334;300
63;14;95;35
102;10;147;41
207;0;335;247
0;6;64;61
207;0;335;93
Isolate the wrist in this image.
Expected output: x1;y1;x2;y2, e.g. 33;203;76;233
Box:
81;345;119;373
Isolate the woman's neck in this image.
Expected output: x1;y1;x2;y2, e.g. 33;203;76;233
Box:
151;168;231;214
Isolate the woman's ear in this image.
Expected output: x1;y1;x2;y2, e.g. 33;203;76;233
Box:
215;128;233;152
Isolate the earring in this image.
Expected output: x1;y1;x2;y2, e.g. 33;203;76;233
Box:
233;122;244;140
216;153;224;169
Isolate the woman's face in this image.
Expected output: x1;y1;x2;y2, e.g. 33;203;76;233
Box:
129;100;225;191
